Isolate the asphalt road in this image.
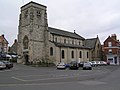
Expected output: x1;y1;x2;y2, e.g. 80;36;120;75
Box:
0;63;120;90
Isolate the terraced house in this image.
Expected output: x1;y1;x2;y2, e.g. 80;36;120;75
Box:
17;1;102;65
0;34;9;54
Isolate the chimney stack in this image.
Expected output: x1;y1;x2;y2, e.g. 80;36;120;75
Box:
111;34;117;40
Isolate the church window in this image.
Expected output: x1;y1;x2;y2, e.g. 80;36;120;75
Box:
79;51;82;58
87;52;89;58
72;40;74;44
23;35;29;49
50;47;53;56
62;50;65;59
71;51;74;58
55;37;57;42
64;39;66;43
79;41;81;45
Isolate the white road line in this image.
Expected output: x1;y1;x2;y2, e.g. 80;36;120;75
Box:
11;77;26;82
0;81;74;87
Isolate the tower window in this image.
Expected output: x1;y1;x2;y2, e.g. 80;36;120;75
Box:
24;10;28;18
23;35;29;49
37;10;41;19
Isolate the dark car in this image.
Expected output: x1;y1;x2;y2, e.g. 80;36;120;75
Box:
69;61;79;70
2;61;13;69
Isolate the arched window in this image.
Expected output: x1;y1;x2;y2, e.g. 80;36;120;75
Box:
50;47;53;56
79;51;82;58
87;52;89;58
23;35;29;49
71;51;74;58
62;50;65;59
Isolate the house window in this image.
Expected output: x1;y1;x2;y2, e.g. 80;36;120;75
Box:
71;51;74;58
79;51;82;58
87;52;89;58
109;49;112;54
50;47;53;56
108;42;112;47
62;50;65;59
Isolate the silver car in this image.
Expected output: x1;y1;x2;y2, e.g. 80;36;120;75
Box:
0;61;6;70
83;62;92;70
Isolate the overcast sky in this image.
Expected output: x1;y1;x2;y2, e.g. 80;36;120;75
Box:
0;0;120;46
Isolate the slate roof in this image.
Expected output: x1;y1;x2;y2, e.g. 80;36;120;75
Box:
84;38;97;49
0;35;8;44
48;27;85;40
53;42;91;49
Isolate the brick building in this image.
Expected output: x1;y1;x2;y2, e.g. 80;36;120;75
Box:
103;34;120;65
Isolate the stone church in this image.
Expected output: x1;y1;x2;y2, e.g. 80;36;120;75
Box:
17;1;102;64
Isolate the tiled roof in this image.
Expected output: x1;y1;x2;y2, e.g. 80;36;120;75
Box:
48;27;85;40
84;38;97;49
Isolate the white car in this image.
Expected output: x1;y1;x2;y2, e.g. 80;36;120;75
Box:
57;62;66;69
90;61;97;67
0;61;6;70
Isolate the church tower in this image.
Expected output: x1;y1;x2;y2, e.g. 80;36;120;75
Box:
17;1;49;64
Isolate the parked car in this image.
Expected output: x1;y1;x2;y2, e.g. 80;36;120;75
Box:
0;61;6;70
100;61;107;66
90;61;97;67
69;61;79;70
2;61;13;69
79;61;84;67
57;62;67;69
83;62;92;70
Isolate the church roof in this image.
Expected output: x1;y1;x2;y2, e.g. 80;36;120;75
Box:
48;27;85;40
84;38;97;49
53;42;91;49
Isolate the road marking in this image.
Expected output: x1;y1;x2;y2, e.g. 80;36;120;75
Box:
0;81;74;87
78;80;106;85
11;77;26;82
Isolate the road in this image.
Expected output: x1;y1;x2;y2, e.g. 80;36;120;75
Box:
0;63;120;90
